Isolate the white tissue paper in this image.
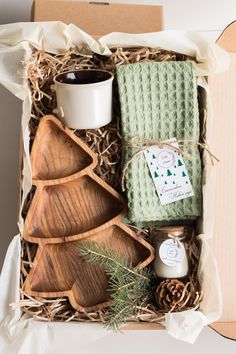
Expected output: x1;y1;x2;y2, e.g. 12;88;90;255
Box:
0;22;230;351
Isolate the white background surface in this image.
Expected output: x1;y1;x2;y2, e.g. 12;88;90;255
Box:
0;0;236;352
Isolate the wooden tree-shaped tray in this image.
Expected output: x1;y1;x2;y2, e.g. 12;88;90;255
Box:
23;115;154;312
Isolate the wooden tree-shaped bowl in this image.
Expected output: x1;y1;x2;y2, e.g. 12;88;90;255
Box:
24;176;124;239
31;118;95;181
23;115;154;312
24;224;152;312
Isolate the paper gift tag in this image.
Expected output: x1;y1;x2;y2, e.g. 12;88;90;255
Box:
144;138;194;205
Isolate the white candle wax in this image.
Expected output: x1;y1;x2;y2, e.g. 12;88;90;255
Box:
151;226;189;279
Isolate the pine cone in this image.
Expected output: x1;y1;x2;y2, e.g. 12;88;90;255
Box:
155;279;190;311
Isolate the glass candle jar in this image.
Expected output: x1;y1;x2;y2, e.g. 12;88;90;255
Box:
151;226;189;279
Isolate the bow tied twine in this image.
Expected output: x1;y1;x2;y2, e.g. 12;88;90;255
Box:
121;137;219;191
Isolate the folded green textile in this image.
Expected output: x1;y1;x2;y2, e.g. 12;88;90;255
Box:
117;61;202;225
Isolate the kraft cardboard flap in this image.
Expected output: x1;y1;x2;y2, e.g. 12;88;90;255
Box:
33;1;163;37
211;323;236;340
208;21;236;340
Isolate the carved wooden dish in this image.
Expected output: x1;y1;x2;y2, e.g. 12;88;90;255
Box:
24;224;151;312
23;115;154;312
24;176;124;239
31;118;94;181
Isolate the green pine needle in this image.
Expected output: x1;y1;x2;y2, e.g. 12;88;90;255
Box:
80;242;152;331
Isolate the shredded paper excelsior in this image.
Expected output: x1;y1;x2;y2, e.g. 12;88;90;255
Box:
18;229;202;323
18;47;202;325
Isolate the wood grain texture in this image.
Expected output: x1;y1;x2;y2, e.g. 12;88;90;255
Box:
30;116;98;185
23;115;154;312
31;119;94;180
24;176;124;238
24;224;151;312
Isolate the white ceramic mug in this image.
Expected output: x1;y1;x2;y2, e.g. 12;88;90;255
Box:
53;69;114;129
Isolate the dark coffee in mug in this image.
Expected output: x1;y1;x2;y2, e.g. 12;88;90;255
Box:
55;70;112;85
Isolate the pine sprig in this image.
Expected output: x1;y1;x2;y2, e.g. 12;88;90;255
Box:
80;242;152;330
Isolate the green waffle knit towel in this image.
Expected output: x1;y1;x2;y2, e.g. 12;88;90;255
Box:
117;61;202;225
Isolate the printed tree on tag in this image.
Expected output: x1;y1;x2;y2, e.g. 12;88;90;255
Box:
167;169;172;177
178;159;183;167
182;171;186;177
154;171;159;178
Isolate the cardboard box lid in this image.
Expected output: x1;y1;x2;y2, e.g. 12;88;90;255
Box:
208;22;236;340
33;1;163;37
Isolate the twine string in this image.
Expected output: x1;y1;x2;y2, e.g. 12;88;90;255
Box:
121;137;219;191
167;233;185;248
